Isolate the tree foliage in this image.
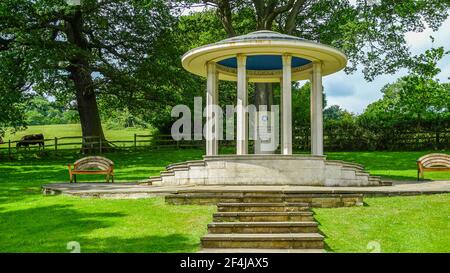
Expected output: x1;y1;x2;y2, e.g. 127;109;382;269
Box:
24;95;78;125
0;0;175;140
183;0;450;80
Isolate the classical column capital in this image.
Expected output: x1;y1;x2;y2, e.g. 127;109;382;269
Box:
236;54;247;66
206;61;217;70
312;62;323;73
282;54;292;66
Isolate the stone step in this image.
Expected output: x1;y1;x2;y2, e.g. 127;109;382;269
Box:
208;221;318;233
167;160;205;170
326;160;364;170
165;193;363;207
217;202;310;212
201;233;324;249
146;176;162;183
167;166;190;172
136;178;155;185
198;248;326;253
160;170;174;176
213;211;314;222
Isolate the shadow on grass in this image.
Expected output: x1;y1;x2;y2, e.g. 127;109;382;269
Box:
314;218;334;253
378;175;419;181
77;234;200;253
0;203;199;253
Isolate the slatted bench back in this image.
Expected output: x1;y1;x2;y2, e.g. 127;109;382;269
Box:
74;156;114;171
417;153;450;168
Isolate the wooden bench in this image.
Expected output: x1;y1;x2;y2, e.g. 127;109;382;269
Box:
68;156;115;183
417;153;450;181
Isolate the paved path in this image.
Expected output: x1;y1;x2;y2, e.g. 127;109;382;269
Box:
42;180;450;199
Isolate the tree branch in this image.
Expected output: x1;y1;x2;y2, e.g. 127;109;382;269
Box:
207;0;236;36
284;0;308;34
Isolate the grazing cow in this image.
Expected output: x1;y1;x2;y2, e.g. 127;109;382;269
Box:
16;134;45;150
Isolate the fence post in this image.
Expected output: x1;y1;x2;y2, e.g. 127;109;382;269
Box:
134;133;137;149
99;137;103;154
8;140;11;159
55;137;58;152
82;136;85;154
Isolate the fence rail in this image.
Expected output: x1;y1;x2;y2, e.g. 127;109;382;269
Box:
0;134;206;157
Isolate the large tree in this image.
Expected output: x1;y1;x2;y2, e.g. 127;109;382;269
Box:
0;0;174;143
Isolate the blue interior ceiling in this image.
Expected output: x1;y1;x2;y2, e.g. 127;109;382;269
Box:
217;55;311;70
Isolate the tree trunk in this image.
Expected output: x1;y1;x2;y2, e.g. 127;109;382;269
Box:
254;83;273;111
65;7;108;151
71;63;106;141
254;82;276;153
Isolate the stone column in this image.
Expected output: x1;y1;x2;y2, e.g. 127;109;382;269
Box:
279;78;283;154
281;54;292;155
236;54;248;155
311;62;324;156
206;62;219;156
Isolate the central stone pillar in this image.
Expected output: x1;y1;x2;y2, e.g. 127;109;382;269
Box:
311;62;324;156
281;54;292;155
254;83;275;154
236;54;248;155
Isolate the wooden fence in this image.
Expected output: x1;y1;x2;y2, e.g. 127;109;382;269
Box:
0;130;448;158
0;134;208;157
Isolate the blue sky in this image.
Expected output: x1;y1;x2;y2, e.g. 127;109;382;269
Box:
321;16;450;114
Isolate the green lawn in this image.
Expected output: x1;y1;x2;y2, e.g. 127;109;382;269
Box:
0;148;449;252
314;194;450;253
326;151;450;181
0;149;214;253
2;124;154;141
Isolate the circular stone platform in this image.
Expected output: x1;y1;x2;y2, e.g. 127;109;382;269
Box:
41;180;450;199
148;155;384;187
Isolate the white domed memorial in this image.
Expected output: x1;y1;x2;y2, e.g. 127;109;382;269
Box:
150;31;383;187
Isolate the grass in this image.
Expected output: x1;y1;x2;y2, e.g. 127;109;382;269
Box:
326;151;450;181
2;124;154;141
314;194;450;253
0;147;449;252
0;196;214;253
0;149;213;253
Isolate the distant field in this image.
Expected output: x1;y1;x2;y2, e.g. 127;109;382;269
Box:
1;124;156;150
2;124;154;141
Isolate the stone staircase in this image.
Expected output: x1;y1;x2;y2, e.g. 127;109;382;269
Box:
142;157;390;187
145;160;206;185
165;190;364;207
199;201;325;253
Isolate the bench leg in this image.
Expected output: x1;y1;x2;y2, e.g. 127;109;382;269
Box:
74;175;77;183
